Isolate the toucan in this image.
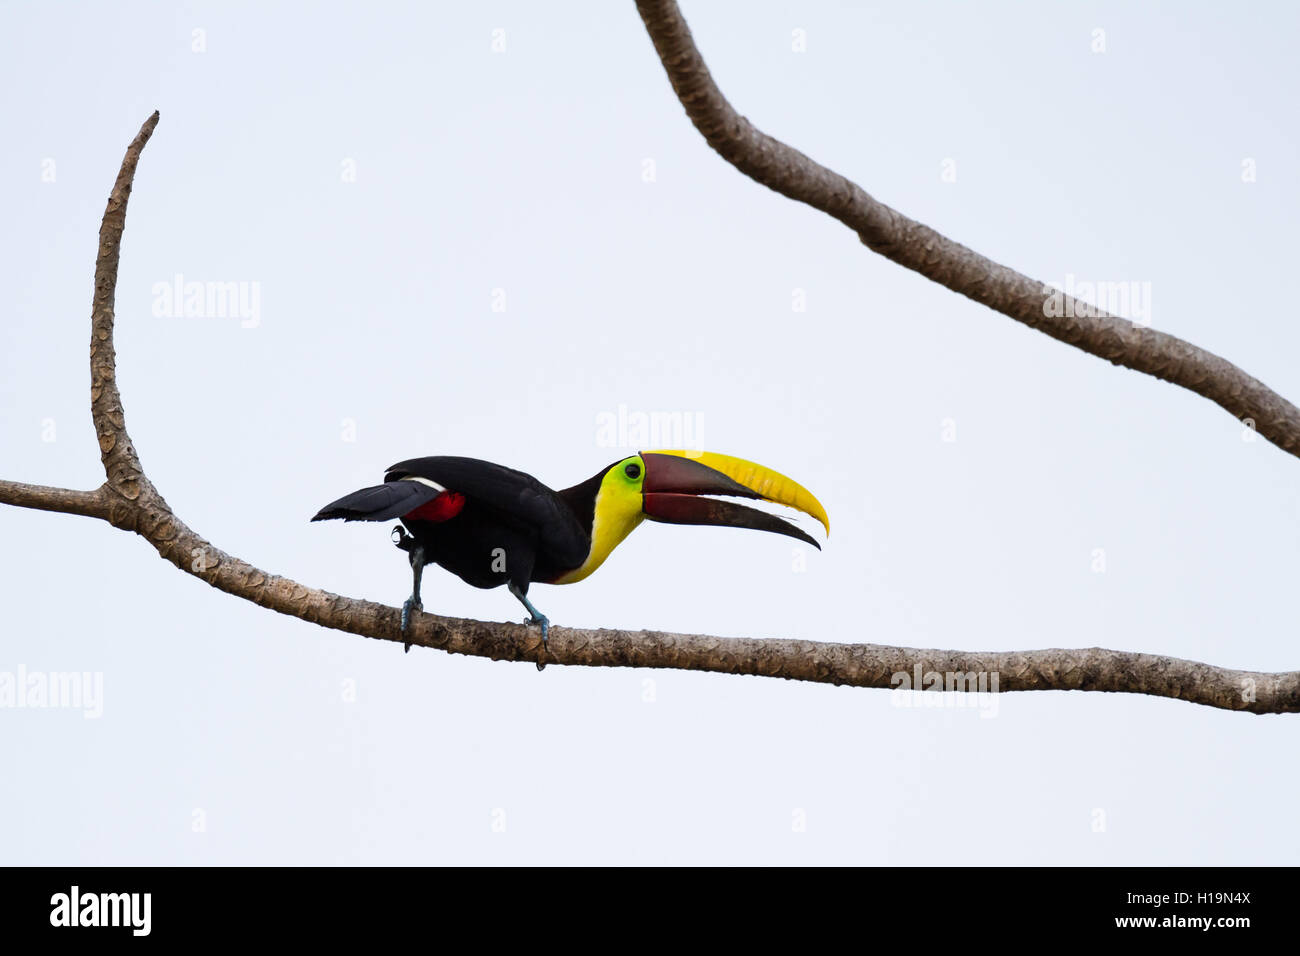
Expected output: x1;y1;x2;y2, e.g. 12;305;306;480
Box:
312;450;829;664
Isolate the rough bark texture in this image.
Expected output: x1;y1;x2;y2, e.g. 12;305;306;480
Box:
1;112;1297;715
634;0;1300;459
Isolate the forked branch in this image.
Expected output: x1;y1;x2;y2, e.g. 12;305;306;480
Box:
1;109;1295;714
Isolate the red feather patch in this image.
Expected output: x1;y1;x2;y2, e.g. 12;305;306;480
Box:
403;490;466;523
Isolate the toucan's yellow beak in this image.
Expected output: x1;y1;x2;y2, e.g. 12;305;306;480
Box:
639;449;830;548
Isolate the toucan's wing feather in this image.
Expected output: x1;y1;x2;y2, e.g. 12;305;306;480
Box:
386;457;588;561
311;480;440;522
385;456;554;521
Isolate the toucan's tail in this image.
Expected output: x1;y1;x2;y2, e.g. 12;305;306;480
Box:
311;481;439;522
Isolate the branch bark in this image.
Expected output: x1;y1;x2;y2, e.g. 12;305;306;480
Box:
2;112;1297;714
634;0;1300;460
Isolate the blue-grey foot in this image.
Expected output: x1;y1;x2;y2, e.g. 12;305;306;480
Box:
507;581;550;671
530;614;550;672
399;540;427;654
401;597;422;652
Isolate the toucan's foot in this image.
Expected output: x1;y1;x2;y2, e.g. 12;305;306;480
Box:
528;614;550;672
397;535;427;653
506;581;550;671
401;596;423;652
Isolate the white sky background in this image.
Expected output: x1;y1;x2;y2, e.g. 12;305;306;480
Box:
2;1;1298;864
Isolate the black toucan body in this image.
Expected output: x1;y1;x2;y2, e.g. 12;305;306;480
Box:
312;450;830;665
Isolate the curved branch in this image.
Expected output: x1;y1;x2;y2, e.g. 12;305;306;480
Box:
634;0;1300;460
1;113;1296;714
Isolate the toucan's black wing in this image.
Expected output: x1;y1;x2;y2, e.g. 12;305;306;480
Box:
311;478;441;522
385;456;590;566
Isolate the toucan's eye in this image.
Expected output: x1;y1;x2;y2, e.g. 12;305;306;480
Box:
624;463;641;480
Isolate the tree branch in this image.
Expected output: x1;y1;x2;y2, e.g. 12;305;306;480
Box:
0;481;108;520
634;0;1300;460
2;113;1297;714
